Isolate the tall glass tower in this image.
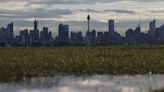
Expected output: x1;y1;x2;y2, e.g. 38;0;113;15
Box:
34;19;38;31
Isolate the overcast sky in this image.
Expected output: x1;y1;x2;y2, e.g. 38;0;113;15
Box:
0;0;164;37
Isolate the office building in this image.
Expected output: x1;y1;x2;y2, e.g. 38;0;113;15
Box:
58;23;69;44
108;20;115;34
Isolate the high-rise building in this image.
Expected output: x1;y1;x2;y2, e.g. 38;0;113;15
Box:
97;32;103;44
126;29;134;44
0;27;6;43
149;20;156;31
40;27;52;45
41;27;49;41
48;31;52;40
20;29;29;46
148;20;156;39
30;20;39;42
70;31;83;45
6;22;14;44
0;22;14;45
155;25;164;43
58;23;69;44
108;20;115;33
34;19;38;31
135;25;141;33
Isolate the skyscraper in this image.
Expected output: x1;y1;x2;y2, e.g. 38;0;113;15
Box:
40;27;52;45
6;22;14;44
135;25;141;33
20;29;29;46
34;19;38;31
108;20;115;33
0;27;6;43
42;27;49;40
48;31;52;40
148;20;156;40
70;31;83;45
58;23;69;44
149;20;156;31
30;20;39;43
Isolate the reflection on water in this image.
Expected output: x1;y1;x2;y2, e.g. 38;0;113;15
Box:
0;75;164;92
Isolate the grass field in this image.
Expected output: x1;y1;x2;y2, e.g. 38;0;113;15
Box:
153;89;164;92
0;45;164;82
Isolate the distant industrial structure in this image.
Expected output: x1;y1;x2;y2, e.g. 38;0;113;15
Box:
0;15;164;46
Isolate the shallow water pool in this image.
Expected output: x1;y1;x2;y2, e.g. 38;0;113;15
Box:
0;75;164;92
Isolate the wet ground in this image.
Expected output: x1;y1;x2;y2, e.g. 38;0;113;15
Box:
0;75;164;92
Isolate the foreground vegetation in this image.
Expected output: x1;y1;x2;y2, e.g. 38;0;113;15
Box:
153;89;164;92
0;45;164;82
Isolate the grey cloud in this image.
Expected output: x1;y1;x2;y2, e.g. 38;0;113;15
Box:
28;0;164;5
104;9;136;15
0;8;73;19
77;9;101;13
77;9;137;15
149;10;164;13
0;0;163;5
75;9;137;15
0;8;138;20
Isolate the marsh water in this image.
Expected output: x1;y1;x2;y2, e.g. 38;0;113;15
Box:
0;75;164;92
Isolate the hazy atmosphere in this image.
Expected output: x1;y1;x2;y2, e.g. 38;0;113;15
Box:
0;0;164;37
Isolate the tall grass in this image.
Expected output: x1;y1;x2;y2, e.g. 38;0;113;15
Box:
0;45;164;82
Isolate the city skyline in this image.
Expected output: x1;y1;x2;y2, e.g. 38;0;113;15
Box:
1;14;164;46
0;0;164;36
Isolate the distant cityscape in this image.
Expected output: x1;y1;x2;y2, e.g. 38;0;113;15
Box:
0;15;164;46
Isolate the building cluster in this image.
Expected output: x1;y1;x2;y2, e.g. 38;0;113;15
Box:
14;20;53;46
4;20;53;46
125;20;164;45
55;15;124;46
0;15;164;46
0;22;14;46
